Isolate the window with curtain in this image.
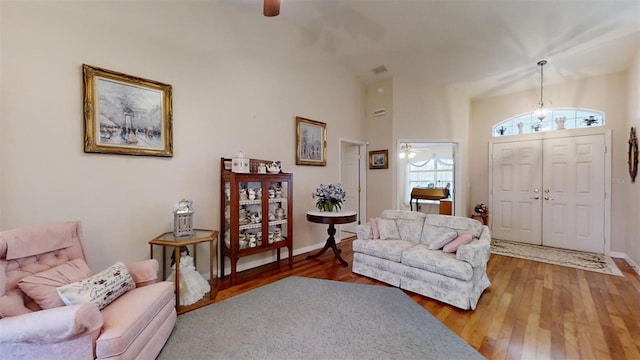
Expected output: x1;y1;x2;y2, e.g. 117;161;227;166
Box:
404;155;454;204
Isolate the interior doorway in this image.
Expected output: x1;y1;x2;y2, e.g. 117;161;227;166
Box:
396;141;459;215
339;139;366;237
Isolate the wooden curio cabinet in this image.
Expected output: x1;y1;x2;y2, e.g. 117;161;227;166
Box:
220;158;293;285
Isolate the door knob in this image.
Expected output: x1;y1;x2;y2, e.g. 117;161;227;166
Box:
530;195;540;200
533;188;540;193
544;189;550;193
544;195;553;200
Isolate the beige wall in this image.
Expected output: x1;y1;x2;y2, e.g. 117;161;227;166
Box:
470;71;629;253
626;39;640;269
365;78;394;217
0;2;366;272
392;79;471;215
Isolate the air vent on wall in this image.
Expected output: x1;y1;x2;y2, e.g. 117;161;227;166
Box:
373;108;386;117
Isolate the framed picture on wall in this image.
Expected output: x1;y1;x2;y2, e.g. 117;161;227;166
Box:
295;116;327;166
369;149;388;169
82;64;173;157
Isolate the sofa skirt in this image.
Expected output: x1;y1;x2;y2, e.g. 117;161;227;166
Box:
353;252;490;310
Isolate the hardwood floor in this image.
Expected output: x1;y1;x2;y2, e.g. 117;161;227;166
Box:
215;237;640;360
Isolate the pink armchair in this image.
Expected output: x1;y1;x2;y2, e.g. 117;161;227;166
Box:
0;221;177;359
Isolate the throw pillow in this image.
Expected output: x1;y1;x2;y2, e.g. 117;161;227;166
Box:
397;218;425;242
370;218;380;239
420;224;454;246
377;218;400;240
57;262;135;310
442;233;474;253
428;230;458;250
17;258;91;310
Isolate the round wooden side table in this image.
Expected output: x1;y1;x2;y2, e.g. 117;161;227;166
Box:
306;210;357;266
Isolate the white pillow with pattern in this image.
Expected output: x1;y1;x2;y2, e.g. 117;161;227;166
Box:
57;261;135;310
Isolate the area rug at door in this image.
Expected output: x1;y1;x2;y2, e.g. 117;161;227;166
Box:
158;276;484;360
491;239;623;277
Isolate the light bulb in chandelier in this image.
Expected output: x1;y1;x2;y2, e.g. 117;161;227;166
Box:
535;106;547;121
399;144;415;159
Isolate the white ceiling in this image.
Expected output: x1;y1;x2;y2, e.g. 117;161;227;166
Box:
235;0;640;99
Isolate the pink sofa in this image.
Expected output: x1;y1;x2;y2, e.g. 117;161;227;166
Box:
0;221;177;359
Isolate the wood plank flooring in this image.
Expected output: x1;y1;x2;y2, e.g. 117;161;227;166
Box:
215;237;640;360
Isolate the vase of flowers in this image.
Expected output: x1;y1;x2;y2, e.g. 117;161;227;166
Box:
313;183;346;212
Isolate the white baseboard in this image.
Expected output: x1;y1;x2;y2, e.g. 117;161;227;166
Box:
201;239;334;280
609;251;640;275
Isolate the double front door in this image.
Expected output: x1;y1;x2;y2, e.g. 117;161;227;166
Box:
491;133;606;253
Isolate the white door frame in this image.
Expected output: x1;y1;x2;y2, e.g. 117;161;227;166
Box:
396;139;461;216
339;138;367;239
489;127;612;254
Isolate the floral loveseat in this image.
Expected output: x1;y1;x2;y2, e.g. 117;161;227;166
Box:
0;221;177;359
353;210;491;310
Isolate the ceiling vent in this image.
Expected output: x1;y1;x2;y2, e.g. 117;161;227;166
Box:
372;65;388;75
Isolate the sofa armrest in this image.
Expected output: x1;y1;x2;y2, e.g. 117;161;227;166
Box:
126;259;159;287
0;303;102;344
356;223;372;240
456;226;491;267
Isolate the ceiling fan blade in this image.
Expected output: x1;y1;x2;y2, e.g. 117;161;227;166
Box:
264;0;280;17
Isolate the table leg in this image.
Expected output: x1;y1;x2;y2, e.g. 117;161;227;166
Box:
306;224;348;266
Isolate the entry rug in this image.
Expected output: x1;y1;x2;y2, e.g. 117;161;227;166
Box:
491;239;623;277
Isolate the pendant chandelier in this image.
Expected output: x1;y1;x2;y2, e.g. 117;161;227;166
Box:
264;0;280;17
534;59;551;121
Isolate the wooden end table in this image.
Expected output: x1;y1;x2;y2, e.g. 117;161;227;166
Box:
306;210;357;266
149;229;219;314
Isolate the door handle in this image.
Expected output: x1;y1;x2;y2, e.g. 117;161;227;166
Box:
530;195;540;199
544;195;553;200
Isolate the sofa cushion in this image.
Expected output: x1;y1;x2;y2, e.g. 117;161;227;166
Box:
17;258;91;310
377;218;400;240
397;218;425;242
352;239;416;263
443;233;474;253
424;214;484;238
428;230;458;250
401;244;473;281
381;209;427;221
96;281;175;359
57;262;135;310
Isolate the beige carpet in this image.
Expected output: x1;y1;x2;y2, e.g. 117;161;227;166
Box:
491;239;623;277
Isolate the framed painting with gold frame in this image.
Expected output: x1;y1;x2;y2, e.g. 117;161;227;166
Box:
369;149;388;169
295;116;326;166
83;64;173;157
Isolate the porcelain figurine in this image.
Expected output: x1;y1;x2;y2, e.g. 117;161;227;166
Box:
267;161;281;174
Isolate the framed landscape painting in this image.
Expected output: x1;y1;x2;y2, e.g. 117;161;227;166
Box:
83;64;173;157
369;149;388;169
296;116;326;166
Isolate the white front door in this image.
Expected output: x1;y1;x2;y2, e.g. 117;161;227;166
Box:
542;134;605;253
491;133;607;253
491;140;543;245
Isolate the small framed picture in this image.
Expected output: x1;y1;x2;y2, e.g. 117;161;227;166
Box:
83;64;173;157
296;116;327;166
369;149;388;169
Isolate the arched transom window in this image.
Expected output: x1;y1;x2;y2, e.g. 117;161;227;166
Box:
492;108;604;137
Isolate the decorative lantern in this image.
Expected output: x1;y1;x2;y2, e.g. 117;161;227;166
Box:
174;199;194;237
232;151;250;173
